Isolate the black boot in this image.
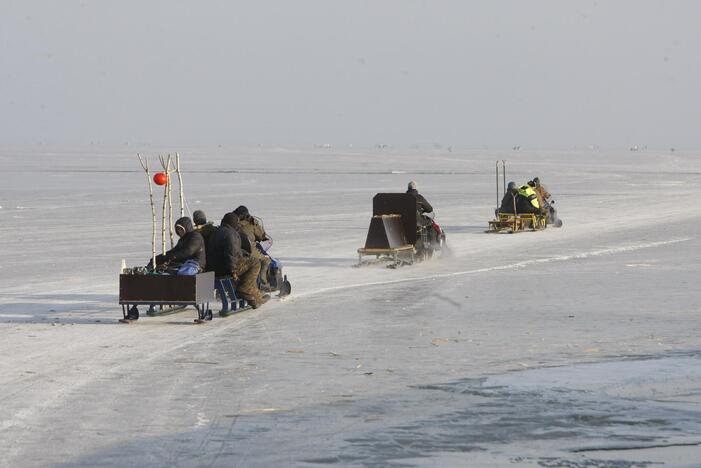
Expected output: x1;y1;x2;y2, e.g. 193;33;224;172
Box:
126;305;139;321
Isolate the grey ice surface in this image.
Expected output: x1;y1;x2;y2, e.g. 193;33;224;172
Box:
1;147;700;467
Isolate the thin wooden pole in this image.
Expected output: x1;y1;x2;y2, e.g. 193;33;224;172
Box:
166;155;174;248
158;154;171;254
495;160;499;210
137;154;157;270
502;160;507;195
175;152;185;217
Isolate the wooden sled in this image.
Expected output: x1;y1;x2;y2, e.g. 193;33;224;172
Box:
119;271;215;323
487;212;547;233
357;245;416;266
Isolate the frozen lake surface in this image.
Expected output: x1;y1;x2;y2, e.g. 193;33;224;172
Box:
0;146;700;467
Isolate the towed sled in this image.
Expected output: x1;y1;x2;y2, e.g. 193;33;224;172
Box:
488;211;547;233
357;193;446;267
119;271;214;323
488;200;562;233
119;244;292;323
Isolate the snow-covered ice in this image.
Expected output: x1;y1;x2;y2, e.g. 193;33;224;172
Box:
1;146;700;467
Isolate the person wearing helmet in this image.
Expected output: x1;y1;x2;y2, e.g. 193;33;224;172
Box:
193;210;217;244
233;205;273;290
498;181;520;214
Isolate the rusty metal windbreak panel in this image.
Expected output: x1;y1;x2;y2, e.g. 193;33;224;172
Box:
364;215;408;249
119;271;215;304
372;193;417;244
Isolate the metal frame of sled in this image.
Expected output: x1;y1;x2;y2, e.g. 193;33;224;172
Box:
357;245;416;266
214;277;251;316
119;271;215;322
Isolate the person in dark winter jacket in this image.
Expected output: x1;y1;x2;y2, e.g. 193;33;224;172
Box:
498;182;519;214
206;213;243;277
155;217;206;269
193;210;217;244
406;181;433;217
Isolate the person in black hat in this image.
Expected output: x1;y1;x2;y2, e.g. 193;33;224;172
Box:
498;181;519;214
193;210;217;244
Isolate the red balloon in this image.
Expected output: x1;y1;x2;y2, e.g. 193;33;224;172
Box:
153;172;168;186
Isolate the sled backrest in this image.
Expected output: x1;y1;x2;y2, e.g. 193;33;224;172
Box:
372;193;417;245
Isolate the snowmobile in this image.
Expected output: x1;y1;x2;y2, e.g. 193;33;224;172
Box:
543;199;563;228
415;211;447;261
357;193;447;267
257;238;292;296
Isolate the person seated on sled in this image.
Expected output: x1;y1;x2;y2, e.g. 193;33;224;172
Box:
498;181;520;215
193;210;217;244
532;177;551;209
518;181;543;215
406;181;433;226
124;217;206;321
154;217;207;271
233;205;272;291
207;213;267;309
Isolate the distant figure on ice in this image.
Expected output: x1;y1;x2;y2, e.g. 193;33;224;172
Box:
233;205;272;291
193;210;217;244
207;213;267;309
125;217;206;321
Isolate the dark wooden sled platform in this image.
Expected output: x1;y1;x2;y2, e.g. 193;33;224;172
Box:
119;271;215;322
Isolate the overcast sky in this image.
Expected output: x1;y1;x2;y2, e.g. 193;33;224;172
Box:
1;1;698;148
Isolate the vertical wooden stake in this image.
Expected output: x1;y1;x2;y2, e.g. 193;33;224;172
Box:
166;155;174;248
158;154;171;254
137;154;157;270
175;152;185;218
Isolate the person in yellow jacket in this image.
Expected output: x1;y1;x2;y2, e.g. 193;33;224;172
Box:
518;182;543;214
